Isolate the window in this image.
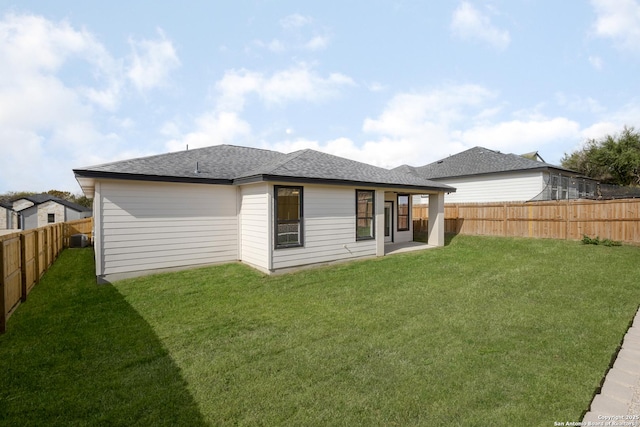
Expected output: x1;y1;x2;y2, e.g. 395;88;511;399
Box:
47;213;55;223
275;186;303;248
578;180;585;198
397;194;409;231
550;175;559;200
356;190;375;240
561;176;569;199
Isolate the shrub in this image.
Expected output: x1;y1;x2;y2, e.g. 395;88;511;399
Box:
582;234;622;246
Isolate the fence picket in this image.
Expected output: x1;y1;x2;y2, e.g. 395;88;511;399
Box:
0;218;93;333
414;199;640;244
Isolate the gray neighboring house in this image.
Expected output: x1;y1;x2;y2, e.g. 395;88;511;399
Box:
10;194;92;230
74;144;455;282
395;146;598;204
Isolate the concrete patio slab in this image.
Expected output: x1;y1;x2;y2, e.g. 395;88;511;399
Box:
384;241;435;255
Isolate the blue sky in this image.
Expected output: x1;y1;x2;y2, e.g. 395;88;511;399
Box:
1;1;640;193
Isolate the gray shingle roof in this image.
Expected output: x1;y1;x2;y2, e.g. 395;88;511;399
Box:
401;146;576;180
12;194;91;212
74;144;454;192
74;145;285;181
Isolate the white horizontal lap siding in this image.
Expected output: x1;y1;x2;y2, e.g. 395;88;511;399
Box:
100;180;238;276
438;171;544;203
239;183;270;271
272;185;376;270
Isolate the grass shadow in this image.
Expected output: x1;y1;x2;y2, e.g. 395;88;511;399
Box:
412;231;459;246
444;232;460;246
0;248;207;426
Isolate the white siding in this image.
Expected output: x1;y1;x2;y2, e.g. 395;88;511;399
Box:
239;183;270;272
97;180;238;279
271;185;377;270
414;171;544;204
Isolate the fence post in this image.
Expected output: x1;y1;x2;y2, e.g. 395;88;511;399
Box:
20;234;27;303
33;230;40;283
63;222;68;248
0;240;5;333
503;203;508;236
566;199;570;241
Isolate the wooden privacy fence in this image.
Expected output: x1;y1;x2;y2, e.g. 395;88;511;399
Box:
413;199;640;244
0;218;93;333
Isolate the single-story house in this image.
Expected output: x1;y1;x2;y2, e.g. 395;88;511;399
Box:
0;201;18;231
10;194;92;230
394;146;598;204
74;144;455;283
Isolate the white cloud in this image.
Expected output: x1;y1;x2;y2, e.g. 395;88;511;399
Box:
0;13;161;192
556;93;605;115
581;121;620;140
0;14;93;74
0;13;121;111
363;84;496;137
456;118;581;151
127;28;180;92
280;14;313;30
165;65;354;152
262;68;354;105
451;1;510;50
266;85;497;169
580;100;640;140
300;85;581;169
215;69;262;111
591;0;640;50
267;39;286;53
215;65;355;111
304;35;329;51
367;82;387;92
589;55;604;70
251;13;330;54
165;111;252;152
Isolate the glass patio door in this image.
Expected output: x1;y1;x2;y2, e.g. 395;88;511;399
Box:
384;201;393;243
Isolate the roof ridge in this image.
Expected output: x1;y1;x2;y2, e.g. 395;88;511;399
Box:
77;144;280;170
235;149;307;178
263;149;311;173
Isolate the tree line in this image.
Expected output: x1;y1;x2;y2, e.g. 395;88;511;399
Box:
0;190;92;208
562;126;640;187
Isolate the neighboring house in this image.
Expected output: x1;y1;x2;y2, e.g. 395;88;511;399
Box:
0;201;18;231
74;144;455;283
10;194;92;230
395;146;598;204
520;150;546;162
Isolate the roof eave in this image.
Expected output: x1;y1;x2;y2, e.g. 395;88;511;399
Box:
234;174;455;193
424;165;589;181
73;169;233;186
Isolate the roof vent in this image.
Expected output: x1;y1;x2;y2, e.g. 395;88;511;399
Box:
194;161;200;174
437;160;444;164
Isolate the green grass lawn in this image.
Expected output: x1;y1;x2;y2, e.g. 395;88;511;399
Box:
1;235;639;426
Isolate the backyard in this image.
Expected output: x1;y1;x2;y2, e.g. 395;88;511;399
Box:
1;235;639;426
